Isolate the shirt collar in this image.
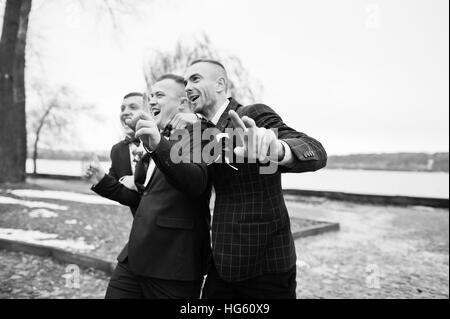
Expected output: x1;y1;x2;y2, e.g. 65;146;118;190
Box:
210;99;230;125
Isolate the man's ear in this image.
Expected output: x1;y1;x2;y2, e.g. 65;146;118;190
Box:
178;96;190;111
215;77;227;93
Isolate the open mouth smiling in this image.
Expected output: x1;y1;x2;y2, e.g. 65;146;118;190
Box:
189;95;200;103
152;108;161;117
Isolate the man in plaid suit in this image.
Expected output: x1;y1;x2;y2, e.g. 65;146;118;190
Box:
133;60;327;298
184;59;327;299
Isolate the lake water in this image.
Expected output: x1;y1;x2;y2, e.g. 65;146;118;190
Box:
26;159;449;199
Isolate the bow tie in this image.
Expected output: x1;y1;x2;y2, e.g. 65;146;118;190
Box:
124;136;140;146
161;124;172;138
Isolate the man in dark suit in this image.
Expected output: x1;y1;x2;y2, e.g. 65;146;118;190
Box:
99;74;211;299
176;59;327;298
85;92;145;215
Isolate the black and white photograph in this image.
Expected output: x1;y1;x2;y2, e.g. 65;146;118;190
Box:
0;0;448;302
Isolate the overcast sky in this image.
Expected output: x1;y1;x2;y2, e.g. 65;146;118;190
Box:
10;0;449;155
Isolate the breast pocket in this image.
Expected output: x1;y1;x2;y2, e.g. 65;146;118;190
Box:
156;216;194;230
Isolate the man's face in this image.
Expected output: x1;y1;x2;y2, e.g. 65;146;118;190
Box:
184;63;219;115
120;95;144;135
149;79;186;130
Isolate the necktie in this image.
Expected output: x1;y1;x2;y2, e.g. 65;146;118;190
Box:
134;152;152;193
202;118;216;128
161;124;172;138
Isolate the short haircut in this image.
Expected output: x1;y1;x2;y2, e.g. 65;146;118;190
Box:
155;73;187;97
156;73;185;86
189;59;228;91
190;59;226;72
123;92;143;99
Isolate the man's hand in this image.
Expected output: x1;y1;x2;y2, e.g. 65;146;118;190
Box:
118;175;138;191
130;142;145;163
169;113;199;130
126;111;161;151
229;110;285;163
84;155;106;184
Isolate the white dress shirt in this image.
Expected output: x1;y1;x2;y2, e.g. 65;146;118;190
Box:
210;99;231;125
144;158;156;187
127;140;156;188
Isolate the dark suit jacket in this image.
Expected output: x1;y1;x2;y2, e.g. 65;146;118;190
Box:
210;99;327;281
152;98;327;282
91;140;140;216
95;130;212;281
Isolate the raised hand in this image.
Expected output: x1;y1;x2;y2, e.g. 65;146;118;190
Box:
126;111;161;151
229;110;284;163
169;113;199;130
84;154;106;184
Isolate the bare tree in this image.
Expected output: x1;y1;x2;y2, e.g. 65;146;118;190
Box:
0;0;144;183
143;33;264;105
27;81;94;174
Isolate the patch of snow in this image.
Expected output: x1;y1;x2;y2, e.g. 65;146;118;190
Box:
8;189;120;206
296;259;311;269
64;219;78;225
84;225;93;231
0;196;68;210
28;209;59;218
0;228;95;252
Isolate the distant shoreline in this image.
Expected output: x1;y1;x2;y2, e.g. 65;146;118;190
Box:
28;151;450;173
25;159;449;198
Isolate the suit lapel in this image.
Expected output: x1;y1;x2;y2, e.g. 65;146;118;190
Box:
215;98;241;132
144;160;159;191
212;99;243;176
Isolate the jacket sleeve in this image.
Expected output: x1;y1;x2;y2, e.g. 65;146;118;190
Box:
243;104;327;173
91;173;141;211
108;144;120;180
149;121;210;198
90;143;140;213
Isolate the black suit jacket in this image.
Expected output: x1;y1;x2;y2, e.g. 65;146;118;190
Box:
95;131;212;281
91;140;140;216
152;98;327;282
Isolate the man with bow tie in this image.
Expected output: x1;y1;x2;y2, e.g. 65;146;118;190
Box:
85;92;147;214
94;74;212;299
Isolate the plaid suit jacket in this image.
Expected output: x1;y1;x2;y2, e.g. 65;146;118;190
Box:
209;98;327;282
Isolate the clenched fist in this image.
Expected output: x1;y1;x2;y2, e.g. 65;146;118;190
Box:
126;111;161;151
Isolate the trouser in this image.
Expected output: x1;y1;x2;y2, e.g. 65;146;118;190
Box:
202;262;297;299
105;259;203;299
